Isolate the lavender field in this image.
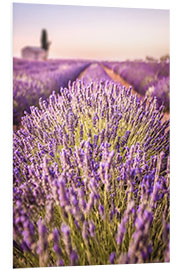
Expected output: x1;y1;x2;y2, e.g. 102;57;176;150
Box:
13;58;91;126
103;60;170;111
13;57;170;268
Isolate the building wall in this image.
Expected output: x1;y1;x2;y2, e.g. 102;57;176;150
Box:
21;47;47;61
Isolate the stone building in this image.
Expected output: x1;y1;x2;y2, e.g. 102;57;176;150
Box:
21;46;48;61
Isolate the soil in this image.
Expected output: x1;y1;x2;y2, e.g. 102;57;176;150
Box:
102;65;141;98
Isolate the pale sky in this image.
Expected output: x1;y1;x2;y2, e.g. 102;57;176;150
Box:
13;3;169;61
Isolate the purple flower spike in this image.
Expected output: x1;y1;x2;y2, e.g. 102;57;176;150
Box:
99;204;104;219
109;252;116;264
53;228;62;257
89;221;95;237
61;223;70;236
61;223;72;255
82;220;89;242
59;179;69;207
70;250;79;265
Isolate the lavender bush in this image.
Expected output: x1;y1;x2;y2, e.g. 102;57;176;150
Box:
13;58;90;125
13;80;169;267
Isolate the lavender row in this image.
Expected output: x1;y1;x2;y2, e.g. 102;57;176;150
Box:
80;63;114;85
146;76;170;111
103;60;170;111
13;58;90;125
13;80;169;267
13;58;91;77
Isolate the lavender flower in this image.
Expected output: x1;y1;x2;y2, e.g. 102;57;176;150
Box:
59;179;69;207
70;250;79;265
61;223;72;256
82;220;89;243
98;204;104;219
37;218;48;267
89;221;96;237
22;219;35;250
109;252;116;264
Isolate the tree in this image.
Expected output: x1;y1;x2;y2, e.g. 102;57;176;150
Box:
41;29;51;51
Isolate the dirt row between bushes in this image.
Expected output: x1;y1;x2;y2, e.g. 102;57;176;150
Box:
78;63;169;124
102;65;141;97
101;65;170;124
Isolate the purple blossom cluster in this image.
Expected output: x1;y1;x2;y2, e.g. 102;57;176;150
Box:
13;58;90;125
13;79;169;267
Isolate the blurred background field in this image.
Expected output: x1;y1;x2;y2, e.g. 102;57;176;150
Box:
13;4;170;128
13;56;169;128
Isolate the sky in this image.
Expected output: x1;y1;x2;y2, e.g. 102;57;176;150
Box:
13;3;169;61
